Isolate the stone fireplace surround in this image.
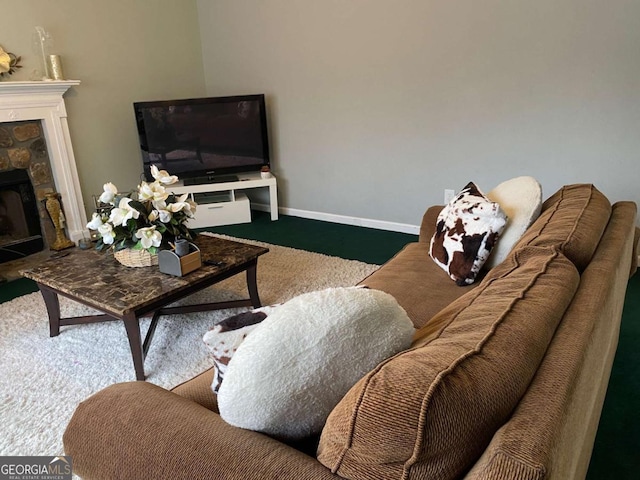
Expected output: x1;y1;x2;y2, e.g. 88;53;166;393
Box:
0;81;87;244
1;120;58;253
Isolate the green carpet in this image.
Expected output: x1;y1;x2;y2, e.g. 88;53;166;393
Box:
586;272;640;479
1;210;637;477
203;210;417;266
0;277;39;304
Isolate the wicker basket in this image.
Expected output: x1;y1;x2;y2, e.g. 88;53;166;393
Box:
114;248;159;268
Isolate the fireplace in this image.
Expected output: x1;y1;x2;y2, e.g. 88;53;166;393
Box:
0;117;64;262
0;80;87;252
0;168;44;262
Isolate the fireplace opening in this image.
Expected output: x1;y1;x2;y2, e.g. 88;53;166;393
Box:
0;169;44;263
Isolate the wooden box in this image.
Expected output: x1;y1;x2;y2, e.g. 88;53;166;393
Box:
158;243;202;277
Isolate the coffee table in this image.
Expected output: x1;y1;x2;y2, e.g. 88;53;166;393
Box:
21;235;269;380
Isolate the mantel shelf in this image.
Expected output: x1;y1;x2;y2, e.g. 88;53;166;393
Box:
0;80;81;96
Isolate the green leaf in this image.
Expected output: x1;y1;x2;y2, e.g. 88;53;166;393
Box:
126;218;138;232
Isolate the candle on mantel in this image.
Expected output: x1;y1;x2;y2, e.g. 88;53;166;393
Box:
48;55;65;80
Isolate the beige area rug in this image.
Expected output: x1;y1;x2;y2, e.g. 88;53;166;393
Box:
0;234;378;456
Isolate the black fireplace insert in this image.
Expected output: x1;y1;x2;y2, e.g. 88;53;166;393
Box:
0;169;45;263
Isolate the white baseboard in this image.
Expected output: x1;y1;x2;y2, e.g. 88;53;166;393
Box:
253;203;420;235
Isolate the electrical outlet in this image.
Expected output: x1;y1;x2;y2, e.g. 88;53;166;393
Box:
444;189;455;204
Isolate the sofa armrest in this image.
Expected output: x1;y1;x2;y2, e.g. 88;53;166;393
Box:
63;382;341;480
631;225;639;277
419;205;444;243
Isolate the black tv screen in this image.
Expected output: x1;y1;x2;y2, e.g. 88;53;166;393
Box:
134;94;270;183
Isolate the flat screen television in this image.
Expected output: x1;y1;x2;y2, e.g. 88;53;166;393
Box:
133;94;270;184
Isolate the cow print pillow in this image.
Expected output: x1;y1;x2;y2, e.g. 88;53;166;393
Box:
203;305;279;393
429;182;507;286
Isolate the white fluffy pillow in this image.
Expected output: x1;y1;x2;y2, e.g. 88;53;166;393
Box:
203;305;278;393
217;287;415;440
485;176;543;269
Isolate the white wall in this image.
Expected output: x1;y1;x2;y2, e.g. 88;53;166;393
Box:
197;0;640;228
3;1;638;230
2;0;206;218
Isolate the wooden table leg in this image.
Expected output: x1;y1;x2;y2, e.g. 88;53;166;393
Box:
122;314;145;381
143;310;162;358
39;285;61;337
246;261;262;308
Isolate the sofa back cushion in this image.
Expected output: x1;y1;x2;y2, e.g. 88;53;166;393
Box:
317;246;580;480
513;184;611;271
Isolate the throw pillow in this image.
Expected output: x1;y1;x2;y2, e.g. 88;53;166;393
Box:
203;305;278;393
429;182;507;285
484;176;542;269
217;287;415;440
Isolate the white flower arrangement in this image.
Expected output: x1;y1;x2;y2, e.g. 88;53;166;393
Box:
87;166;197;253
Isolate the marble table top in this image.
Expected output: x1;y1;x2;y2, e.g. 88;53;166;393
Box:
20;235;268;316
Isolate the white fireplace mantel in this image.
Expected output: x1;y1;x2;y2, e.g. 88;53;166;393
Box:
0;80;87;242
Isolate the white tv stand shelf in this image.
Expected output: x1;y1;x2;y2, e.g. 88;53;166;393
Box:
169;171;278;229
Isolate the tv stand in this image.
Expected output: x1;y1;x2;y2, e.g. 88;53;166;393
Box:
170;171;278;228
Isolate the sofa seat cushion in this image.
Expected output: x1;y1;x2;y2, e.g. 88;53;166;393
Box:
171;368;219;413
358;242;478;329
217;287;415;440
317;246;580;480
514;183;611;271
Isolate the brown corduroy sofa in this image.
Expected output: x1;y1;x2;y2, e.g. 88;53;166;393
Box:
63;183;638;480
